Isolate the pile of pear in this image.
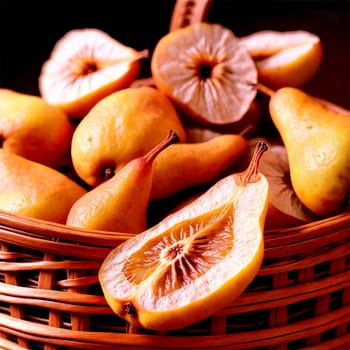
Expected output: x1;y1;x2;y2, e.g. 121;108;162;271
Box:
0;86;250;231
1;83;349;232
0;29;349;233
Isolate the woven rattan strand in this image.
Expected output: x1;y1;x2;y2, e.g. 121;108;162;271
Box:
0;0;349;349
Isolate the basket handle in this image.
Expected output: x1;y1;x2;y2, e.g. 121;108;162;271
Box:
169;0;213;31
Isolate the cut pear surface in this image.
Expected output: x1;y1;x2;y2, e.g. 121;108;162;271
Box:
39;28;147;117
99;142;269;331
241;30;323;88
151;22;258;125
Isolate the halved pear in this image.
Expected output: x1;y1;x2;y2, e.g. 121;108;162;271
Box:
258;144;317;229
241;30;323;89
39;28;148;118
99;142;269;331
151;22;258;126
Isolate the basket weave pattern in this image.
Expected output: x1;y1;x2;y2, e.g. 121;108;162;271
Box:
0;1;349;349
1;211;349;349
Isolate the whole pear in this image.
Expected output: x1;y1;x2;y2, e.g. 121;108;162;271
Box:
67;130;179;233
269;87;350;217
0;89;73;169
150;134;249;200
0;150;87;223
71;86;187;187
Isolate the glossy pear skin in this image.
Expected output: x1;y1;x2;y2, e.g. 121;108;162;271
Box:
269;87;350;217
150;134;249;200
0;150;87;223
67;130;179;233
70;86;187;187
0;89;73;169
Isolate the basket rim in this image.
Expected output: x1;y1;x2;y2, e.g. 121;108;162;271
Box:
0;209;348;247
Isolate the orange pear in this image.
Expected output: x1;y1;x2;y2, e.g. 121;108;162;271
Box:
150;133;249;200
0;150;87;223
70;86;187;187
0;88;73;169
67;130;179;233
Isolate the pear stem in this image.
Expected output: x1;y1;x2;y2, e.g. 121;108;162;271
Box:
256;82;275;97
144;130;179;163
235;141;268;186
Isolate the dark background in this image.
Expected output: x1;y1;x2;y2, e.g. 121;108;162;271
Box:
0;0;349;109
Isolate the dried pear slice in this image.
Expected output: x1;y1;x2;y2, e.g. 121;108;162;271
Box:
151;22;258;126
99;142;269;331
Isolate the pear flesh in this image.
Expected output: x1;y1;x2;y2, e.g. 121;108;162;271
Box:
99;141;269;331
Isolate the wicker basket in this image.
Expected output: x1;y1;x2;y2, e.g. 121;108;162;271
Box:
1;1;349;349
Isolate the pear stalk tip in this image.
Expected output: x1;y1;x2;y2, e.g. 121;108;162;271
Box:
235;140;268;186
257;82;275;97
144;130;179;163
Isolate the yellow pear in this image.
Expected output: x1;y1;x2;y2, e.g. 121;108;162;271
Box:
67;130;179;233
71;86;187;187
0;88;73;169
0;150;87;223
269;87;350;217
150;134;249;200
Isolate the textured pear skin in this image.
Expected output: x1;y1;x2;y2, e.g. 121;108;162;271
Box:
67;130;179;233
0;150;87;223
150;134;249;200
269;87;350;217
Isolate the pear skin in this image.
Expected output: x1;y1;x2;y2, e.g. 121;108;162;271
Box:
150;134;249;200
0;89;73;169
269;87;350;217
0;150;87;223
70;86;187;187
67;130;179;233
